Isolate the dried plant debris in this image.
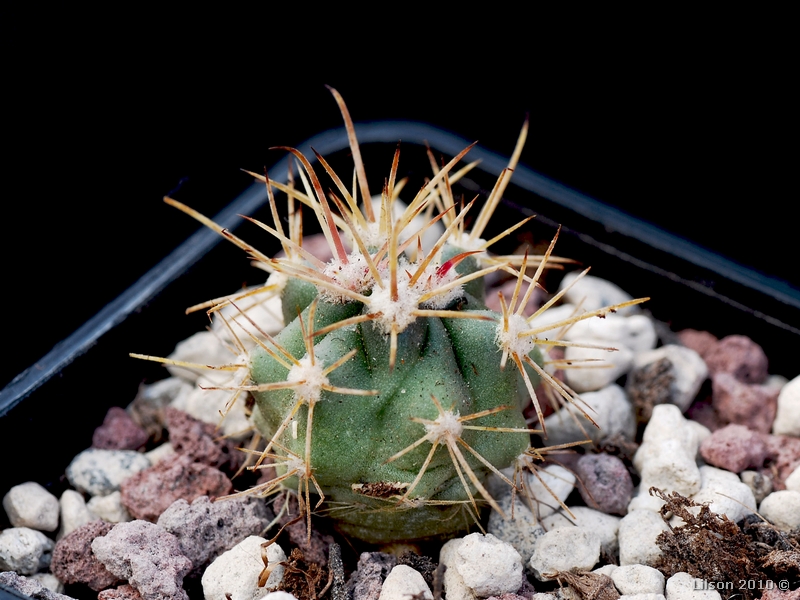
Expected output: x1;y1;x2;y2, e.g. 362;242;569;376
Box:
740;514;800;581
650;488;799;599
554;571;620;600
278;547;329;600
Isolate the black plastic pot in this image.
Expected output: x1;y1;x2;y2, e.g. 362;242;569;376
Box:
2;122;799;600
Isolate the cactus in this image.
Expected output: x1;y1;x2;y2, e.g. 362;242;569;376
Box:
141;88;645;544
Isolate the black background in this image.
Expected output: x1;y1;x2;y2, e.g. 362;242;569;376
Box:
3;26;794;391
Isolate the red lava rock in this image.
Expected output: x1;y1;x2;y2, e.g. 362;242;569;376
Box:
50;520;120;591
704;334;769;384
274;492;334;567
164;407;243;473
120;454;232;522
761;434;800;490
712;373;778;433
699;424;769;473
575;453;633;515
156;495;273;576
347;552;397;600
98;584;144;600
92;407;150;451
91;520;192;600
677;329;718;358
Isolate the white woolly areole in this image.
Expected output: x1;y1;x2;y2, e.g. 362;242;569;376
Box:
351;220;385;252
285;456;308;477
319;251;376;302
496;313;537;356
286;356;329;403
367;277;421;334
425;411;463;441
367;260;464;334
414;262;463;309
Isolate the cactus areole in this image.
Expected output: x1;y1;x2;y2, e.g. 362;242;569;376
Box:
151;88;643;544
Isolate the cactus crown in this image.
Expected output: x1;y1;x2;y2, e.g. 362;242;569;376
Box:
141;88;645;544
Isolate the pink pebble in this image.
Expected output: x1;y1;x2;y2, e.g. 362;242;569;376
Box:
678;329;718;358
712;373;778;433
575;453;633;516
704;334;769;384
51;520;119;591
761;434;800;490
164;407;243;473
120;454;232;522
92;407;149;451
699;424;769;473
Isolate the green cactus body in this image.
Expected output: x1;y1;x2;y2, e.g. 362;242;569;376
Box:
154;88;645;544
248;242;543;542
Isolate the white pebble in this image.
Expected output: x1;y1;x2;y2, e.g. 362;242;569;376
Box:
559;272;640;316
57;489;98;539
618;510;669;567
454;533;523;596
541;506;621;556
439;538;476;600
628;488;673;513
633;405;704;501
211;282;284;348
30;572;65;594
690;466;755;523
174;377;252;441
773;374;800;436
3;482;59;532
665;572;721;600
86;491;132;523
639;404;706;451
759;490;800;531
262;593;297;600
636;439;702;499
166;330;236;383
0;527;55;575
785;465;800;492
202;535;286;600
621;595;666;600
136;376;193;407
594;565;618;577
563;342;634;393
542;384;636;445
529;527;600;581
378;565;433;600
66;448;151;496
523;464;576;520
631;345;708;412
565;313;657;353
611;565;666;595
527;304;581;337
